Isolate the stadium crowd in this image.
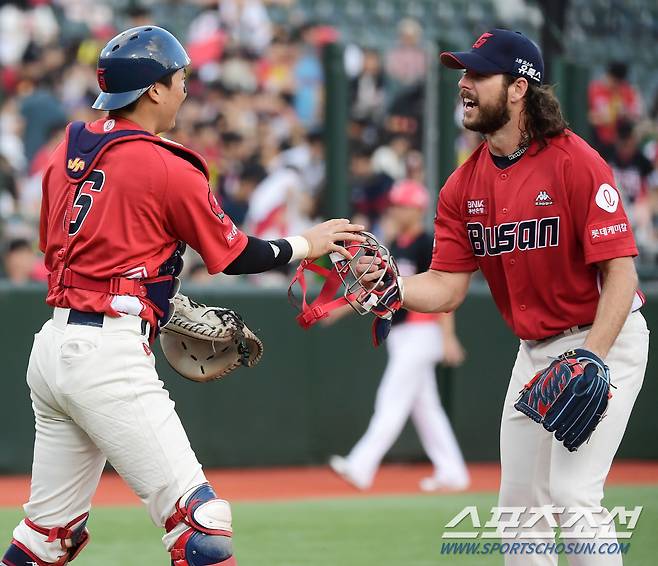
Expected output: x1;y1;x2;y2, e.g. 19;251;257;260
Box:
1;0;658;284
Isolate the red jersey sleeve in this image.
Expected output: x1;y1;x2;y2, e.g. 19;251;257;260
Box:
162;155;247;274
430;173;478;272
565;139;638;265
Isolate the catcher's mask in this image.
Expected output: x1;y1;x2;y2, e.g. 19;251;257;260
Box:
288;231;402;329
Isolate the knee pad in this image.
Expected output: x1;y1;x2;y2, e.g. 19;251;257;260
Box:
167;484;236;566
2;513;90;566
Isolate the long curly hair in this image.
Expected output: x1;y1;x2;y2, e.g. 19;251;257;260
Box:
506;75;569;150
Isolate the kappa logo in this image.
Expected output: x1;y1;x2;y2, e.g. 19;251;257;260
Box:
535;190;553;206
67;157;85;173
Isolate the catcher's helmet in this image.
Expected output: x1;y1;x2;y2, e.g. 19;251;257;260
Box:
92;25;191;111
289;232;403;328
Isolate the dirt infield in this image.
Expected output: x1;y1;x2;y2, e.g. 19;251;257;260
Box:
0;460;656;507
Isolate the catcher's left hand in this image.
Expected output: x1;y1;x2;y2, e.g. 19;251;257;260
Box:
514;348;611;452
160;293;263;383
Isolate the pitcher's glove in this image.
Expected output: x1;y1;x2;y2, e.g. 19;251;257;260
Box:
160;293;263;383
514;348;611;452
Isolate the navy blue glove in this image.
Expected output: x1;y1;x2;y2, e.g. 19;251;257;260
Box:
514;348;611;452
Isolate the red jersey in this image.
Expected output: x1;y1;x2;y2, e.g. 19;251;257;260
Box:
431;131;641;340
40;117;247;324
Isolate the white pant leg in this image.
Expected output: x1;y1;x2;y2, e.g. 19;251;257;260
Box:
411;366;469;481
500;311;649;566
12;322;107;564
406;322;468;480
14;312;208;558
499;342;557;566
345;323;441;488
545;312;649;566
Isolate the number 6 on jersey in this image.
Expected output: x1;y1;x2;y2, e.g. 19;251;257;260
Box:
68;169;105;236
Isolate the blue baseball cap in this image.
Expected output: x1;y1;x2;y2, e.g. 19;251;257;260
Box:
440;29;544;85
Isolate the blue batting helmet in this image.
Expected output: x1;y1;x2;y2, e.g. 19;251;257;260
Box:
92;25;191;111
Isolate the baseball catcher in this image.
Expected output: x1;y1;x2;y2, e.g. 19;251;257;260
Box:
514;348;612;451
160;293;263;382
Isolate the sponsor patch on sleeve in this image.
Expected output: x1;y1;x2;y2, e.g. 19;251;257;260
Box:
465;198;488;216
594;183;619;213
223;221;240;247
588;220;629;244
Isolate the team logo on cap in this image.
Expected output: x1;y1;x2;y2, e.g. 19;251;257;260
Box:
473;32;493;49
97;68;108;91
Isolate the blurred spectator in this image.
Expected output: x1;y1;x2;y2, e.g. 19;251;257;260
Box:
350;48;386;123
404;149;425;184
17;75;68;166
350;144;394;234
219;0;273;55
257;35;296;95
602;120;655;206
384;18;427;88
386;83;424;148
271;127;325;195
601;120;657;254
371;133;412;180
0;99;26;173
219;47;258;93
223;161;268;227
0;153;18;221
588;61;642;152
245;163;314;241
292;24;323;129
2;238;47;284
21;122;67;222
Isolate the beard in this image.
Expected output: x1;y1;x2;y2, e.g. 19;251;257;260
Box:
463;84;511;134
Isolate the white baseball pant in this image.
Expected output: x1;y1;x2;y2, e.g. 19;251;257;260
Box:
12;308;207;563
499;310;649;565
343;321;468;488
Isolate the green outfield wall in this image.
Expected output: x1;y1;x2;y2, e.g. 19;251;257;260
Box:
1;282;656;474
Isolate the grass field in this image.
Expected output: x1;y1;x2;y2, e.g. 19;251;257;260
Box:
0;485;655;565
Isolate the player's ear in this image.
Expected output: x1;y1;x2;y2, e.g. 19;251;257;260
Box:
146;83;162;104
509;77;528;103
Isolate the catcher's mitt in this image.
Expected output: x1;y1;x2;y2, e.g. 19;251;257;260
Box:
514;348;611;452
160;293;263;383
